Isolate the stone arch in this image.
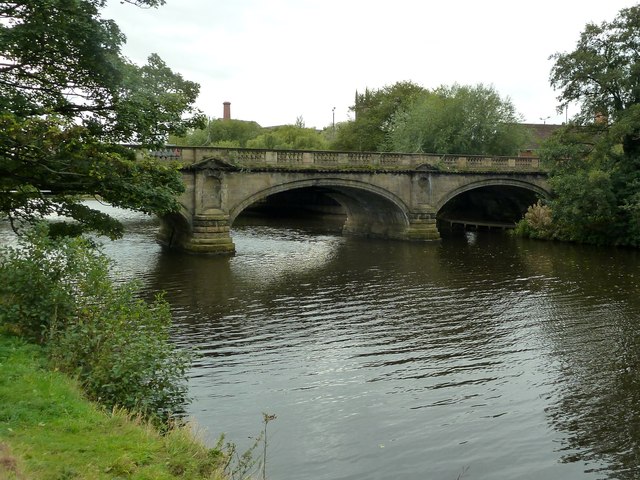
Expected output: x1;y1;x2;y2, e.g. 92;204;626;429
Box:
434;178;550;213
156;206;193;249
229;178;412;239
229;178;411;222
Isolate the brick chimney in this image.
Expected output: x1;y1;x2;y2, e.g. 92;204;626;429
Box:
223;101;231;120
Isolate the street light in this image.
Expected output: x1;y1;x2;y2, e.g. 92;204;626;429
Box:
539;116;551;125
332;107;336;129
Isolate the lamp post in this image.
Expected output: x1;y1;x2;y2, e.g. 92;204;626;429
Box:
332;107;335;130
539;116;551;125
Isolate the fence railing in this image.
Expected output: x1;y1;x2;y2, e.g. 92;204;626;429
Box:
146;146;543;172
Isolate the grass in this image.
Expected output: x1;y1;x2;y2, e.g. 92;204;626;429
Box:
0;333;227;480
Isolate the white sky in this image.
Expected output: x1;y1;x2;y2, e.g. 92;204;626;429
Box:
103;0;639;129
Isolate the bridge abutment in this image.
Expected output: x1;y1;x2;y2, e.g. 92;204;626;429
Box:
158;210;235;254
186;211;235;254
340;206;440;242
405;211;441;241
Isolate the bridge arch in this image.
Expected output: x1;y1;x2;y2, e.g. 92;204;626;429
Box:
156;206;193;249
230;178;411;221
434;178;550;212
434;177;550;229
229;178;412;239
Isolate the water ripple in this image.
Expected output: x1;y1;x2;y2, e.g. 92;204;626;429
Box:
18;210;637;480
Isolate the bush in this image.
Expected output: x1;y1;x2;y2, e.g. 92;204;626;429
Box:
0;225;107;342
48;283;191;422
513;201;555;239
0;225;190;424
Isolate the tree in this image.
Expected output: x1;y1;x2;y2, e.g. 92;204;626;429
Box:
542;130;619;244
171;117;263;148
532;5;640;246
331;81;425;151
388;84;528;155
550;5;640;157
0;0;204;238
246;124;329;150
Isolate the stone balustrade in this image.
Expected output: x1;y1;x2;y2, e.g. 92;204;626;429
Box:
145;146;542;172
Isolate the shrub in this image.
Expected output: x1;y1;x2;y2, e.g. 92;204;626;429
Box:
0;225;191;424
513;201;555;239
0;224;107;342
48;283;191;423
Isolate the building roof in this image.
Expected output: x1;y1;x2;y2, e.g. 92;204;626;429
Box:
521;123;564;150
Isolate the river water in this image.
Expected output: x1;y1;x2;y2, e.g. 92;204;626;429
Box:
5;203;640;479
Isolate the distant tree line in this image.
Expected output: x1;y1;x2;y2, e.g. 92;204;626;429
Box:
169;115;332;150
170;82;529;155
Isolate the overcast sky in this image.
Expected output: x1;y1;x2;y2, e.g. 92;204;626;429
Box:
103;0;638;129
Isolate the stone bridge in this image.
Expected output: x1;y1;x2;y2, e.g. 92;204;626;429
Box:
149;147;550;254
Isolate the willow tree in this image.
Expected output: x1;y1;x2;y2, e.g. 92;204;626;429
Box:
0;0;204;238
388;84;528;155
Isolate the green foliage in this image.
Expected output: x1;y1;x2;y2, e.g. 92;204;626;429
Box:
539;5;640;246
550;6;640;132
170;116;330;150
388;84;528;155
0;226;191;423
1;113;185;238
513;201;554;239
550;165;617;244
539;126;640;245
0;334;228;480
172;118;263;147
0;225;105;341
48;284;191;422
0;1;202;143
0;0;204;237
331;81;426;151
330;81;527;154
246;124;328;150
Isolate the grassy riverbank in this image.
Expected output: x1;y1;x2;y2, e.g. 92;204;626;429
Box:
0;333;226;480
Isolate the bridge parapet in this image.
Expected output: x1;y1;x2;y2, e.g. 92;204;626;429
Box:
145;147;542;173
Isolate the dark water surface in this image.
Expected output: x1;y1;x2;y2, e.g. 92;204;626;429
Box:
5;203;640;479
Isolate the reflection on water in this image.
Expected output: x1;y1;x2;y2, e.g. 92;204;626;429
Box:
3;204;640;479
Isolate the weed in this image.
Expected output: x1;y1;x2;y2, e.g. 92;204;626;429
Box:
262;413;277;480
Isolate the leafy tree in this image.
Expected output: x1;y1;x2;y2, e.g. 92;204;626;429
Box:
247;124;329;150
331;81;426;151
388;84;528;155
529;5;640;246
0;0;204;238
544;131;619;243
550;5;640;157
171;117;263;147
209;118;263;147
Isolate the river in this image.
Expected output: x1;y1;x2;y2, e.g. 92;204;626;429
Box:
4;202;640;479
